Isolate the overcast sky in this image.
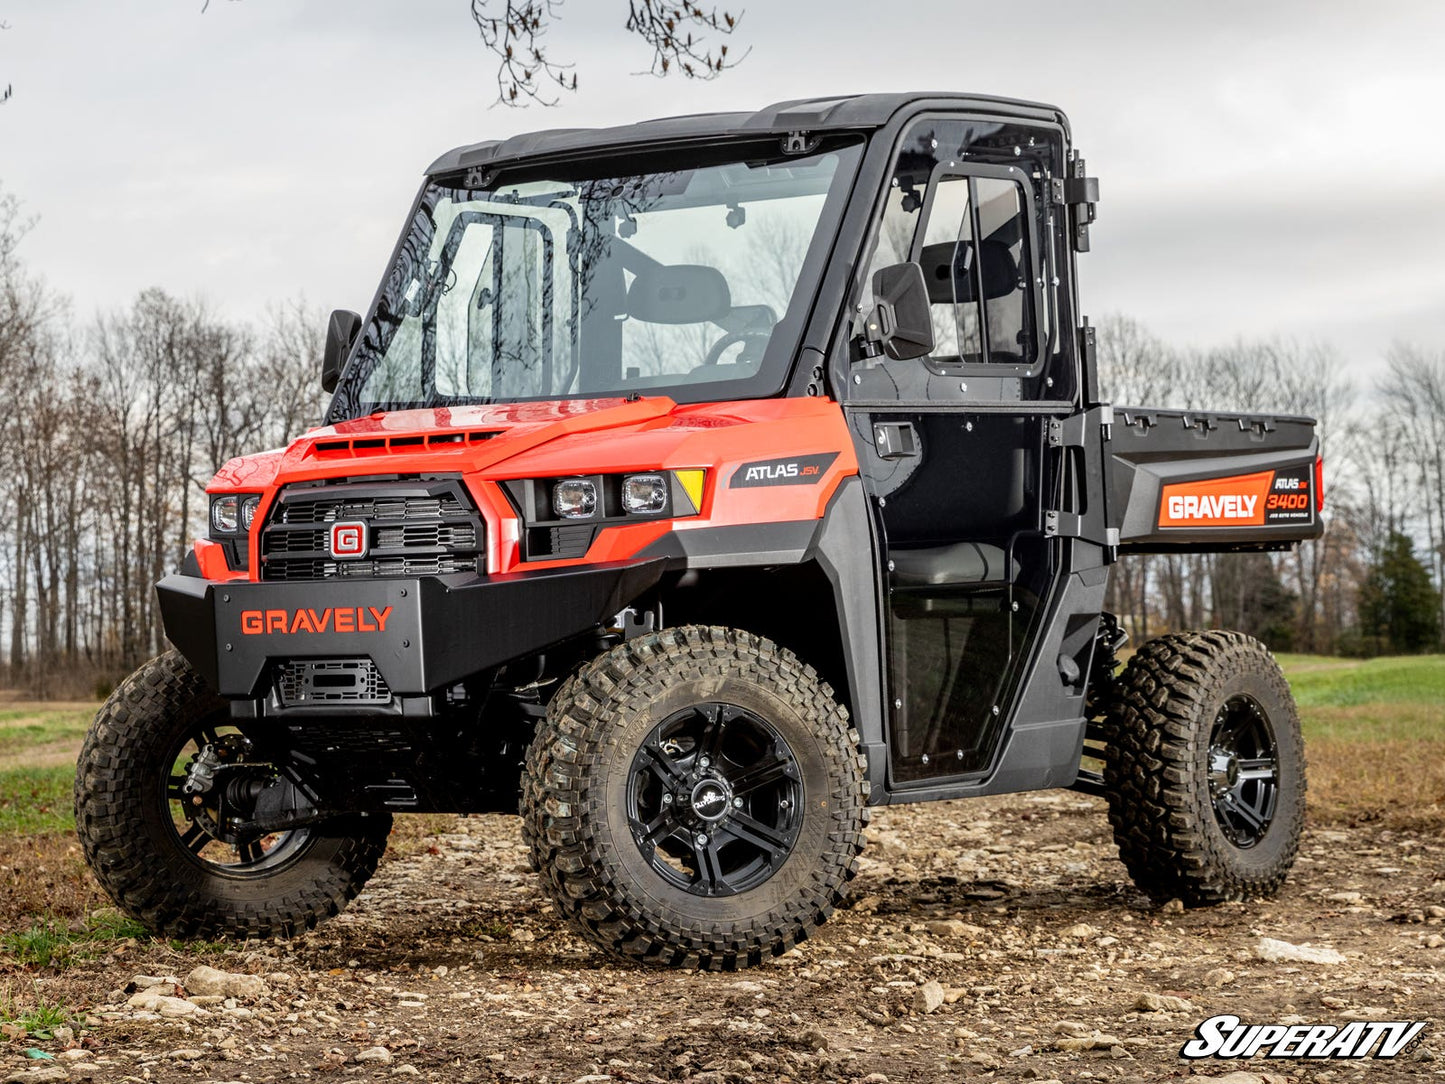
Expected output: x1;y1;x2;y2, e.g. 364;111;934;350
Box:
2;0;1443;375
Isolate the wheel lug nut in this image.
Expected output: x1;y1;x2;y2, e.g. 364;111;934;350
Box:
699;756;710;768
661;793;673;805
732;797;743;808
695;833;708;847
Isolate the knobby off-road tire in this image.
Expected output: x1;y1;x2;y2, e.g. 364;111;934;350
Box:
75;649;391;938
522;626;869;970
1103;630;1305;905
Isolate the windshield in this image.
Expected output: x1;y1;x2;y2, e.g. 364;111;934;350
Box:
327;137;863;420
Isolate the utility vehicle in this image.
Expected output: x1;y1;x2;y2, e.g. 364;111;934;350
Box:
76;93;1322;969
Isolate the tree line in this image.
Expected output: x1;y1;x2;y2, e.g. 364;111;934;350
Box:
0;188;326;695
0;185;1441;696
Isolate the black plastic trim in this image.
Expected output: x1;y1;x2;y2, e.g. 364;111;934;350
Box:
157;559;668;698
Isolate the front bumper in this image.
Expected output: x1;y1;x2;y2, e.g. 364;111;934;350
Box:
157;559;668;700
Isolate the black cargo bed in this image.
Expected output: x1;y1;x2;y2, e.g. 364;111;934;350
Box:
1107;407;1322;554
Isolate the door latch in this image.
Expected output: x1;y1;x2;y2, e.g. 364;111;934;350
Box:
873;421;919;460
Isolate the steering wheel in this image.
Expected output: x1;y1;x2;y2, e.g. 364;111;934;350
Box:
702;331;771;366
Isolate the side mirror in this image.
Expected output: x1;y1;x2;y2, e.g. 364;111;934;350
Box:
321;309;362;393
865;262;934;361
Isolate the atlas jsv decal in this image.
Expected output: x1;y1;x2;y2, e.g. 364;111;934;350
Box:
729;452;839;488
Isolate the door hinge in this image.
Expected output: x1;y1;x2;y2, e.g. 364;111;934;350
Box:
1065;154;1099;252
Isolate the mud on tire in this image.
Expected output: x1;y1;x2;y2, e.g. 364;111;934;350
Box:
75;649;391;939
522;626;869;970
1103;630;1305;905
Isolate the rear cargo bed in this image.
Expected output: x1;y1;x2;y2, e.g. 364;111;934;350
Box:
1108;407;1322;554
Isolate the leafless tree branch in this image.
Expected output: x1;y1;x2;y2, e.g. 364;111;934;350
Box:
468;0;745;107
625;0;745;80
469;0;576;107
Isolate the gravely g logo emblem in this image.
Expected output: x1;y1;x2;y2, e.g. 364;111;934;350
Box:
729;452;839;488
329;521;367;559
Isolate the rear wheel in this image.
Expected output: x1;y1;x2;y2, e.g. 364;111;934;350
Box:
1103;630;1305;905
75;650;391;938
523;626;868;969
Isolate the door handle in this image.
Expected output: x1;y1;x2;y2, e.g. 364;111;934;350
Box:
873;421;919;460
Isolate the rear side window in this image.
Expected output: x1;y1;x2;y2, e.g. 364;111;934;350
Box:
909;167;1041;369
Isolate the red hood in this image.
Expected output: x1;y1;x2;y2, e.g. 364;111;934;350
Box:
210;397;678;490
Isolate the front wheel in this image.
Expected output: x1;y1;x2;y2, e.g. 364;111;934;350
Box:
75;650;391;938
1103;630;1305;905
522;626;868;970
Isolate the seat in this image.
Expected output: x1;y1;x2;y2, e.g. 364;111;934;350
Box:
889;542;1015;588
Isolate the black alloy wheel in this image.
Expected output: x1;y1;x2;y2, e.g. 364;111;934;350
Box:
1103;630;1305;905
522;625;869;969
1206;694;1279;849
627;703;804;897
75;649;391;938
165;723;312;875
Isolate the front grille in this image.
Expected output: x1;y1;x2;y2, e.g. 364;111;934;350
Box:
275;658;392;706
261;478;486;581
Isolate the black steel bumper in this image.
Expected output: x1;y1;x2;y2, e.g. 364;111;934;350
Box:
156;559;668;700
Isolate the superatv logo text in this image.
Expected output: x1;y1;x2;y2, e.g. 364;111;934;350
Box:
240;607;394;635
1181;1014;1427;1060
728;452;840;488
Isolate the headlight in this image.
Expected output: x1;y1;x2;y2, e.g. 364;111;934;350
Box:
210;493;262;535
552;478;598;519
621;473;668;515
210;495;240;534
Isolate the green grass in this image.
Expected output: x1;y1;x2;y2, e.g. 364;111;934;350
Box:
1278;654;1445;741
1;911;150;970
1276;654;1445;825
0;708;92;760
0;766;73;835
0;984;84;1037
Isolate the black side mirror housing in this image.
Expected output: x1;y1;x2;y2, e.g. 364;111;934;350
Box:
865;262;935;361
321;309;362;393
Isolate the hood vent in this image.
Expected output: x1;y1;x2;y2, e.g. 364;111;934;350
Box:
308;430;499;458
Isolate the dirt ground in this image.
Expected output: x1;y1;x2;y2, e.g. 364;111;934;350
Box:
5;792;1443;1084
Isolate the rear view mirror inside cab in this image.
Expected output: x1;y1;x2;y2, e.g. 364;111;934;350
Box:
625;264;732;325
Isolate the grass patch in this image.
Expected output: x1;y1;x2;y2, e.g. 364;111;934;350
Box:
1;911;150;970
0;766;74;835
0;707;93;759
1280;654;1445;829
0;982;84;1037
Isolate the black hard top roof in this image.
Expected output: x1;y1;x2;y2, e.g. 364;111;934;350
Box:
426;91;1068;176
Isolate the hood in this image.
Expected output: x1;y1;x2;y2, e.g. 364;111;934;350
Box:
211;397;678;490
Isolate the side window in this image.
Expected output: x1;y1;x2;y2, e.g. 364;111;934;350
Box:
852;113;1069;408
913;171;1038;369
